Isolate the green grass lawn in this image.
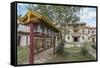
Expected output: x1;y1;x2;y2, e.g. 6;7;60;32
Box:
64;51;95;62
64;47;81;52
47;47;96;63
17;47;29;64
64;47;96;61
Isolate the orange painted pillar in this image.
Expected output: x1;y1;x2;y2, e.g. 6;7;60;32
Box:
29;23;34;64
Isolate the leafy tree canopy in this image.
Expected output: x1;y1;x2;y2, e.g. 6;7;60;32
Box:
26;4;82;34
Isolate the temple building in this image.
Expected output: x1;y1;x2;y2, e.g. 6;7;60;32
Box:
17;10;61;64
65;23;96;44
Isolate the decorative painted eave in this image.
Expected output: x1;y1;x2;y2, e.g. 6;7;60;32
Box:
19;10;61;32
20;10;42;24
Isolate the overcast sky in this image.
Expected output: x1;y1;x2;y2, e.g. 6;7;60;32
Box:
17;3;96;27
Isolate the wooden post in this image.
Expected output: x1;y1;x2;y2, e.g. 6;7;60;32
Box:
53;37;56;55
29;23;34;64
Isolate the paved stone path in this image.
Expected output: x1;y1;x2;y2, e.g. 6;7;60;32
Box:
34;47;54;64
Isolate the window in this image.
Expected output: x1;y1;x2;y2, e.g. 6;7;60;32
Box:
82;30;84;34
68;36;70;40
82;36;84;40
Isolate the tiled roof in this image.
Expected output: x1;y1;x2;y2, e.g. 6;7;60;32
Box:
19;10;61;32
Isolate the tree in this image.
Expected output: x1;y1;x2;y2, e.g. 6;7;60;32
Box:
26;4;82;55
26;4;82;40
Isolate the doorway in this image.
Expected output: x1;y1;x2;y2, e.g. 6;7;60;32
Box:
73;37;78;42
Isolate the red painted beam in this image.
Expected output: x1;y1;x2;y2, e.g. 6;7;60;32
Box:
29;23;34;64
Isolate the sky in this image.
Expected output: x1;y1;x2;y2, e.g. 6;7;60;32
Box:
17;3;29;16
80;7;96;27
17;3;96;27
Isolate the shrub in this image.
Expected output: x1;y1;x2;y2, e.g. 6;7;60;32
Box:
56;42;64;55
91;44;96;50
63;50;69;56
80;43;89;55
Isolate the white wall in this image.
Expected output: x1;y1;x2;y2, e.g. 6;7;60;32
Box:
17;24;30;32
79;35;88;42
78;29;88;34
17;34;30;47
65;35;73;43
66;28;95;43
84;29;88;34
69;29;73;34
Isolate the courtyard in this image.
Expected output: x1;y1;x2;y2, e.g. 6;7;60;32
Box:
17;43;96;64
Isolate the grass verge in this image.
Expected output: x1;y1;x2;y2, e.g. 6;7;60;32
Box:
17;47;29;64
